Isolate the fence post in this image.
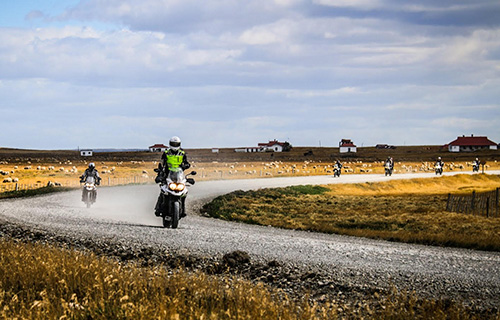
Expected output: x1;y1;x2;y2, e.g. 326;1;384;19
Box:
471;191;475;214
486;197;490;218
496;188;499;218
446;193;451;211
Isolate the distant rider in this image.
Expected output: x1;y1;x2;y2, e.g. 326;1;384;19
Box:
385;157;394;170
435;157;444;169
473;158;480;171
334;160;343;175
80;163;101;185
154;136;191;216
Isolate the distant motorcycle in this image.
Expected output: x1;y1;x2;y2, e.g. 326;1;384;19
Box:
435;163;443;175
384;162;393;176
81;176;97;208
472;162;480;172
155;165;196;228
333;164;341;177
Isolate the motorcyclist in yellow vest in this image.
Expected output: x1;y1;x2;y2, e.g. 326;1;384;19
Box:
155;136;191;216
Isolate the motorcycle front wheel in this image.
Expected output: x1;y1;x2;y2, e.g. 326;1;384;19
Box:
171;200;180;229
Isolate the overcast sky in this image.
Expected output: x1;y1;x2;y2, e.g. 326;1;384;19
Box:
1;0;499;150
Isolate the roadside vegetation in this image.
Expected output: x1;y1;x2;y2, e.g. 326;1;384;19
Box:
1;238;496;320
203;174;500;251
0;186;73;200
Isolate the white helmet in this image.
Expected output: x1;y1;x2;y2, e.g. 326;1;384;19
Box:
169;136;181;151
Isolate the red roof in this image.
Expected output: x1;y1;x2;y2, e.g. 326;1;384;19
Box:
448;136;497;146
149;144;168;148
258;140;286;147
340;139;356;147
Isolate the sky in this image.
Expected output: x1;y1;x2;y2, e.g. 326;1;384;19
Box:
1;0;499;150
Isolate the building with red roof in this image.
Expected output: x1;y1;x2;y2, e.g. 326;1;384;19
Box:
445;135;497;152
339;139;357;153
148;144;168;152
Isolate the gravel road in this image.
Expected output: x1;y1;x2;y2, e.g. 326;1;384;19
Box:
1;171;500;310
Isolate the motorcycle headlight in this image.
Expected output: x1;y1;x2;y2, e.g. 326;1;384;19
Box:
169;183;185;191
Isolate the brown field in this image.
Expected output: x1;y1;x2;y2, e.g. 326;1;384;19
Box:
1;146;499;191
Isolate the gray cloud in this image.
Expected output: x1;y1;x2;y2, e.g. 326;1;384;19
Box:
0;0;499;149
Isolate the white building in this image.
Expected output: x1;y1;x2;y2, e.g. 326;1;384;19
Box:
258;140;286;152
446;135;498;152
149;144;168;152
339;139;357;153
80;150;93;157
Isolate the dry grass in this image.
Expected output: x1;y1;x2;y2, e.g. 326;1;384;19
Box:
0;239;334;320
203;174;500;251
2;155;499;190
1;239;496;320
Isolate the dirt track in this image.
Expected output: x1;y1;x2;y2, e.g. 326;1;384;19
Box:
1;171;500;311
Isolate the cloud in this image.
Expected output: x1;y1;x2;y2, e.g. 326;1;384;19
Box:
1;0;499;149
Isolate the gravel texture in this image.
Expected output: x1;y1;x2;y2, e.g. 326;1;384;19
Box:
1;172;499;312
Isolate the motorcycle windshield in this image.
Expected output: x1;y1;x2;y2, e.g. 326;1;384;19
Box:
86;176;95;184
168;170;185;183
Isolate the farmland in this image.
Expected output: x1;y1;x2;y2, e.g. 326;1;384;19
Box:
1;146;499;191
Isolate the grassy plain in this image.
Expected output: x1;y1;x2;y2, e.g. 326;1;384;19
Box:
202;174;500;251
1;146;499;190
1;238;495;320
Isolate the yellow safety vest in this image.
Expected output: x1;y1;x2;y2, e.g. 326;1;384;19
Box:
165;149;185;171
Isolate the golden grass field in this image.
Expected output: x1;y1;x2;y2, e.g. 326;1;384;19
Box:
1;157;499;192
1;239;494;320
202;174;500;251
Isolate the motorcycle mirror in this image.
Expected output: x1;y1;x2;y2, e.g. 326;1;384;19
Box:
189;171;197;176
187;178;195;185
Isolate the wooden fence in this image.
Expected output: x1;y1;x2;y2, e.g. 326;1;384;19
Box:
0;176;153;193
446;188;499;218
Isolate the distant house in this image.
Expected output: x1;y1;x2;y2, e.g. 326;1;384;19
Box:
235;140;289;153
339;139;357;153
445;135;498;152
258;140;287;152
212;148;219;153
149;144;168;152
80;150;93;157
235;147;261;153
376;144;396;149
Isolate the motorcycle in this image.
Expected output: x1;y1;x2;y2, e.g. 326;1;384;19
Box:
384;162;393;176
333;164;341;177
155;165;196;229
472;163;480;172
81;176;97;208
435;163;443;175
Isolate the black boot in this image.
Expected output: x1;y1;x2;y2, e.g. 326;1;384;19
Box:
154;194;163;216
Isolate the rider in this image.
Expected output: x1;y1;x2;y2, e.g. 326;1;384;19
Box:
473;158;480;170
385;156;394;170
435;157;444;168
80;163;101;185
334;160;343;174
154;136;191;216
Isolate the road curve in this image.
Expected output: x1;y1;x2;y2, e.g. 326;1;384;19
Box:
1;171;500;308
